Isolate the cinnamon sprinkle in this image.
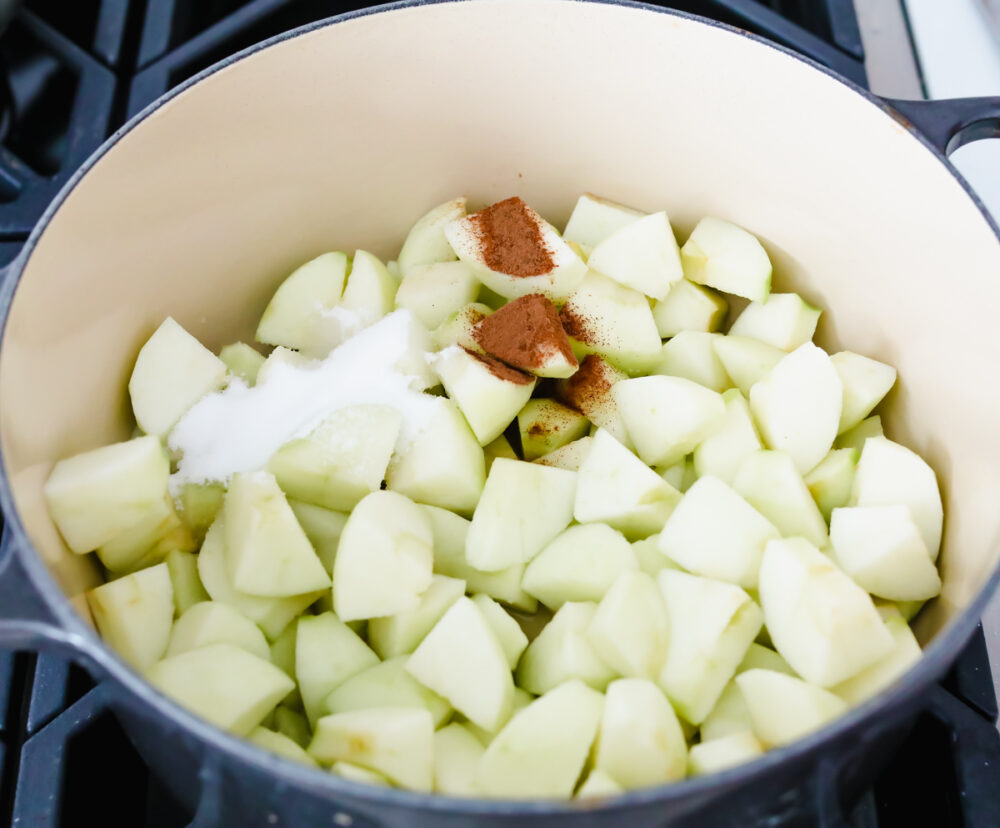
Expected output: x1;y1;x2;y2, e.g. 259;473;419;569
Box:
473;294;577;376
464;348;534;385
469;197;555;277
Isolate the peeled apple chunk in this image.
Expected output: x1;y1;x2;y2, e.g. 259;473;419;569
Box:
309;708;434;792
522;523;637;610
333;490;434;622
367;575;466;659
129;317;228;438
577;769;624;798
837;414;883;451
87;563;173;670
759;538;894;687
805;448;858;522
397;197;466;276
166;601;270;661
562;192;644;248
165;549;210;615
594;679;687;789
268;404;402;512
831;609;922;704
287;500;347;576
587;570;669;679
465;458;576;571
556;354;633;447
681;216;772;302
688;732;764;776
750;342;843;475
432;302;491;352
659;475;779;588
736;669;847;748
336;250;397;329
147;643;294;736
221;471;330;598
44;435;169;554
325;656;451;728
476;680;604;799
831;351;896;434
405;596;514;732
219;342;265;385
534;436;594;472
332;761;391;786
517;398;591;461
516;602;616;694
587;211;684;299
657;569;763;724
850;436;943;561
394;261;479;330
700;644;795;741
693;388;763;485
829;506;941;601
256;252;348;352
713;335;785;396
431;346;536;445
96;494;188;573
729;293;821;352
652;278;728;338
614;375;726;467
653;331;731;393
433;723;486;796
248;727;316;766
470;594;529;669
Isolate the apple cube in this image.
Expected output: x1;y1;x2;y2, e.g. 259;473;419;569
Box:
729;293;821;351
325;656;451;728
681;216;772;302
483;433;518;474
395;261;480;330
534;436;594;471
653;331;731;393
587;211;683;299
256;252;348;351
831;351;896;434
465;458;576;571
248;727;316;766
274;705;310;747
219;342;265;386
476;680;604;799
630;536;683;578
397;196;466;276
587;570;669;678
712;334;785;396
652;278;728;338
338;250;397;326
286;500;347;576
332;761;390;786
750;342;843;474
367;575;467;659
517;399;590;461
805;448;859;522
165;549;209;615
96;494;188;573
556;355;633;447
269;621;302;711
693;388;762;485
831;609;922;705
516;602;616;694
166;601;269;660
87;563;173;670
733;450;828;547
434;723;486;796
577;769;624;799
470;594;529;669
176;481;225;541
431;302;492;352
836;414;883;451
562;192;644;248
688;732;764;776
461;686;536;747
759;538;894;686
736;669;847;747
253;346;314;386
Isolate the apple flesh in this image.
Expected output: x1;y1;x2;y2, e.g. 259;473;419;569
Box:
516;602;616;694
729;292;821;351
836;414;883;451
325;656;451;728
248;727;316;766
831;351;897;434
556;354;633;448
395;261;480;330
653;331;732;393
687;732;764;776
433;723;486;796
736;669;847;747
397;197;466;276
652;278;728;338
96;494;189;573
804;448;858;521
712;335;784;396
681;216;772;303
219;342;265;386
470;593;529;669
733;450;828;547
431;302;492;352
831;608;922;704
577;769;624;798
587;570;669;679
562;192;644;249
165;548;210;615
166;601;270;661
534;436;594;471
366;574;466;659
693;388;763;485
517;398;591;461
587;211;684;299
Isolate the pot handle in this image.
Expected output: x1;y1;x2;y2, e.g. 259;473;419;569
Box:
883;96;1000;155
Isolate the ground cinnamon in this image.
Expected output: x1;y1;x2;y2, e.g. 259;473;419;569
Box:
464;347;534;385
557;354;619;412
473;294;578;376
469;197;555;277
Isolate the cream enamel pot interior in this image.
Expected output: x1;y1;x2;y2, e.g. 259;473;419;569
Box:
1;1;1000;825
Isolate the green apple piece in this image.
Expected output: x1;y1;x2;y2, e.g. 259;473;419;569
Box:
476;680;604;799
850;436;943;561
631;536;682;578
269;620;302;711
681;216;772;302
750;342;842;475
332;761;391;786
517;399;590;461
424;505;536;612
740;642;795;675
688;732;763;776
562;192;644;248
652;278;728;338
836;414;883;451
556;354;633;448
219;342;265;386
831;351;896;434
254;346;314;386
462;686;536;747
587;211;683;299
44;435;169;554
522;524;637;611
148;642;293;736
197;517;319;640
434;723;486;796
165;549;209;615
222;471;330;597
894;600;926;622
470;594;529;669
733;450;828;547
830;506;941;601
96;494;188;573
367;575;467;659
287;500;347;576
406;596;514;731
325;656;451;728
249;727;317;766
728;293;821;352
516;602;615;694
595;678;686;789
177;481;225;541
588;570;669;679
713;335;785;396
615;375;726;468
656;569;763;723
736;669;846;747
653;331;732;393
659;475;779;588
433;346;536;445
275;705;311;747
759;537;894;686
309;708;433;791
693;388;763;485
465;458;576;570
431;302;492;352
87;562;173;670
831;610;922;705
577;769;624;798
386;397;485;515
333;490;434;621
166;601;269;660
338;250;397;324
574;428;680;540
560;272;662;374
476;284;508;309
805;448;859;522
296;612;379;726
534;436;594;471
256;252;348;351
398;197;466;275
395;261;480;330
444;198;587;302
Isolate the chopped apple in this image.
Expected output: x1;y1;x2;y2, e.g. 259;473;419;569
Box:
523;523;637;610
176;481;225;541
166;601;270;660
325;656;451;728
736;669;846;747
96;494;189;573
333;490;434;621
652;278;728;338
728;293;821;351
850;436;943;561
562;192;644;248
470;594;529;669
275;705;311;747
87;562;174;670
254;346;315;385
576;769;624;798
483;433;518;473
831;351;897;434
630;536;682;578
248;727;316;766
367;575;467;659
465;458;576;571
574;429;680;540
165;548;209;615
395;261;480;329
831;610;922;705
681;216;772;302
804;448;859;522
836;414;883;451
556;355;633;447
269;621;302;711
516;602;615;694
758;538;894;687
534;436;594;471
431;302;492;351
693;388;763;485
256;252;348;352
517;399;590;460
713;335;785;396
733;450;828;547
750;342;843;475
434;723;486;796
688;732;764;776
476;680;604;799
219;342;265;385
286;500;347;576
587;570;669;678
653;331;732;393
332;761;391;786
337;250;398;329
397;197;466;276
587;210;683;299
406;597;514;731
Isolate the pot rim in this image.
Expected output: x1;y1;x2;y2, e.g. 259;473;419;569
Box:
0;0;998;815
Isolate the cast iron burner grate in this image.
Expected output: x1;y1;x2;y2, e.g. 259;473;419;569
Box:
0;2;997;827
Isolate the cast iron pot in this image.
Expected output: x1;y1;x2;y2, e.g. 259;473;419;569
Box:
0;2;999;826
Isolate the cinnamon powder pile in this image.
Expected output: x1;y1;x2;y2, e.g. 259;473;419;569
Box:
469;197;555;277
464;348;534;385
473;294;577;375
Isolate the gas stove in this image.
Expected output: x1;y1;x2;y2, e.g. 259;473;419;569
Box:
0;2;998;827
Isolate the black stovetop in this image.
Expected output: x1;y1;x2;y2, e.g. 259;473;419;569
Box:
0;2;997;827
